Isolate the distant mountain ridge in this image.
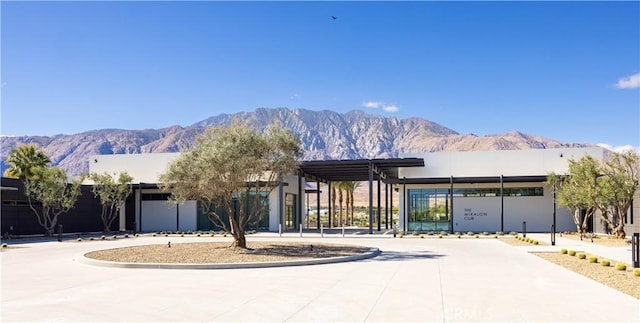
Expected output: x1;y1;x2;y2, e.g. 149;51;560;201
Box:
0;107;589;176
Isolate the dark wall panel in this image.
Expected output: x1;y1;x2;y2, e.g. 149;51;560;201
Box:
1;177;118;236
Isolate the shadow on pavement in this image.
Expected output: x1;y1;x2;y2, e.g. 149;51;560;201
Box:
368;250;446;262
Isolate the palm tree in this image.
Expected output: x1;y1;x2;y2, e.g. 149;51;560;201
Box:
345;183;351;226
4;144;51;179
341;181;361;226
337;182;345;227
331;183;337;228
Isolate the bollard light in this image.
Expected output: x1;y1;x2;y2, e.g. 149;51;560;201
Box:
551;224;555;246
57;224;63;242
632;233;639;269
522;221;527;238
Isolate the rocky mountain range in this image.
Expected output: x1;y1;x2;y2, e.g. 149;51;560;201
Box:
1;107;589;176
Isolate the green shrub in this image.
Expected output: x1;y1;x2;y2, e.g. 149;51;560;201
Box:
588;256;598;263
420;234;425;239
180;234;184;237
494;235;498;238
152;233;157;237
197;233;201;237
482;232;489;235
440;231;448;236
533;240;539;245
560;248;568;254
112;235;117;239
615;263;627;271
89;237;95;241
210;233;215;237
568;250;576;256
496;231;504;236
124;234;129;238
601;259;610;267
454;232;461;236
467;231;474;236
412;231;418;236
457;234;461;239
397;234;404;238
101;235;106;240
134;233;139;237
1;243;7;248
509;231;518;236
438;234;443;239
577;253;586;259
634;268;640;277
164;234;168;237
474;235;479;238
76;238;82;242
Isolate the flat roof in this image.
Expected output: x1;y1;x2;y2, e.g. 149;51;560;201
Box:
387;175;549;184
299;158;425;183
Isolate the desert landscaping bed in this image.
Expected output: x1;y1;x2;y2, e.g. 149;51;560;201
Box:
498;235;548;246
559;233;631;247
534;252;640;299
84;241;371;264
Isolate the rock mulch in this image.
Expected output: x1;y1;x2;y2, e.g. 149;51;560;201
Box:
560;233;631;247
84;241;370;264
534;252;639;299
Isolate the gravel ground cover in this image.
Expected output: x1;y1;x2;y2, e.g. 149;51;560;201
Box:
534;252;640;299
498;236;548;246
84;241;370;264
560;233;631;247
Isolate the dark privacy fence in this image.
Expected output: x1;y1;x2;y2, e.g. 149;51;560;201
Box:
1;177;120;236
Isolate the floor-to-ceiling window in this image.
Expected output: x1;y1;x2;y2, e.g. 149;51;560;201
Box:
285;193;296;230
408;189;451;232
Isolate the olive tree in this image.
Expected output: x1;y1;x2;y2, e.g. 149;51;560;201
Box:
159;122;302;248
548;156;601;234
549;151;639;238
597;151;639;238
24;167;82;236
88;172;133;233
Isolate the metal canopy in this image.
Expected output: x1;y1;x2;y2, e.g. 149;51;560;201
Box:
386;175;549;184
299;158;425;183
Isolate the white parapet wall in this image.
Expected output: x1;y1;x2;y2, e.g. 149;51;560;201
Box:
399;147;603;179
90;153;181;183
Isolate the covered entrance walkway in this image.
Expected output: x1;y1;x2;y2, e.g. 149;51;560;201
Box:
299;158;424;234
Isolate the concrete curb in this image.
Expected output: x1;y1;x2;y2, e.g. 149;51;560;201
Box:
77;247;381;270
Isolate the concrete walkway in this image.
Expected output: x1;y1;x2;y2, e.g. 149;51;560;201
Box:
2;233;639;322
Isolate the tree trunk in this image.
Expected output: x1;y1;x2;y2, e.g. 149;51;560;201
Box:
338;189;344;227
232;232;247;249
612;224;626;238
331;186;336;228
345;192;351;226
229;215;247;249
572;209;582;233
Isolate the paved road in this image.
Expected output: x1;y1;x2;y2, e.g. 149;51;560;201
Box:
2;233;639;322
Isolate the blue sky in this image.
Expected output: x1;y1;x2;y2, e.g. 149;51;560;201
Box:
1;1;639;150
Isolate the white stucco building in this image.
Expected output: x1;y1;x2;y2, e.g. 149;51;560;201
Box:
88;146;637;235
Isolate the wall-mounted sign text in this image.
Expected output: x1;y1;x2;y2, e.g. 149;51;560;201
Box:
464;208;488;221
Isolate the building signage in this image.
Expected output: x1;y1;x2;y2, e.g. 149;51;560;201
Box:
463;208;488;221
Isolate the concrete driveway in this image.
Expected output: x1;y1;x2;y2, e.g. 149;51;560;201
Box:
2;233;639;322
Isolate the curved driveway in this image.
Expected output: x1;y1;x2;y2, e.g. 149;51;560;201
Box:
2;233;639;322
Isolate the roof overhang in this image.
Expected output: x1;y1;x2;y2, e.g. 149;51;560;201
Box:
299;158;425;183
386;175;549;184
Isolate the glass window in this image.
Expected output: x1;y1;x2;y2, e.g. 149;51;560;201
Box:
408;189;451;232
452;187;543;197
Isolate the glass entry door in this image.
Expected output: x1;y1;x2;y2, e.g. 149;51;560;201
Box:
408;189;451;232
285;193;296;230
